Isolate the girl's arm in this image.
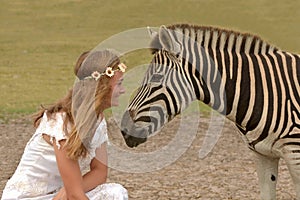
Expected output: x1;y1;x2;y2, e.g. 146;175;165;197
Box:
53;142;108;199
82;143;108;192
53;139;88;200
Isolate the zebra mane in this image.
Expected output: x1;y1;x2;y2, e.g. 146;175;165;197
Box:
150;23;278;54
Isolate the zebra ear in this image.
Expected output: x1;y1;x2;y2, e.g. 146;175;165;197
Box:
147;26;157;40
158;25;181;55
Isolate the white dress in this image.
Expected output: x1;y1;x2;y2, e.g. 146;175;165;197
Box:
1;112;128;200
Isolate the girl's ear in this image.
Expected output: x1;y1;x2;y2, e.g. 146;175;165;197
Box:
158;25;181;55
147;26;158;40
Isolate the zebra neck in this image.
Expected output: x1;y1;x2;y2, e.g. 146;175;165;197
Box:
191;38;276;126
169;24;300;133
183;27;272;116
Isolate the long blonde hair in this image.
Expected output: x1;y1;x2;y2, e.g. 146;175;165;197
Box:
33;50;121;159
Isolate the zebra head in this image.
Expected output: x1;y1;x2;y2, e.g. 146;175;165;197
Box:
121;25;197;147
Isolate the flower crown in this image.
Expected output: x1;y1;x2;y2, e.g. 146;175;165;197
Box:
84;63;127;81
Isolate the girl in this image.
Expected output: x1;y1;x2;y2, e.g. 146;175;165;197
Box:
2;50;128;199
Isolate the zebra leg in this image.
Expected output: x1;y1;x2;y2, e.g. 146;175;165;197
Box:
281;149;300;199
254;152;279;200
285;162;300;200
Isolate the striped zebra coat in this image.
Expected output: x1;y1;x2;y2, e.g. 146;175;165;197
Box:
121;24;300;199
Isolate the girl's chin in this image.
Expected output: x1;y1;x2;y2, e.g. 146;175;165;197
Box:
111;102;119;107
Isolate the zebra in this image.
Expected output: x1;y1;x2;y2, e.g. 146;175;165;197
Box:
120;23;300;199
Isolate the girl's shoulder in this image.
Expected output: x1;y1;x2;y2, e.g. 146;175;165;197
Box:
89;118;108;150
39;111;69;130
35;111;71;148
44;110;67;121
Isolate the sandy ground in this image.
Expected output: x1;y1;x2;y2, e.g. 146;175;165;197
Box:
0;114;297;199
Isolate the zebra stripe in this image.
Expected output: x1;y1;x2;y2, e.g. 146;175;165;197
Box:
123;25;300;199
148;25;299;139
122;24;300;198
147;25;300;144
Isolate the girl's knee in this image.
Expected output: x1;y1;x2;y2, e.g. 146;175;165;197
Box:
89;183;128;200
107;183;128;195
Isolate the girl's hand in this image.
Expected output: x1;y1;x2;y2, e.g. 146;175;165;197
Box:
53;187;67;200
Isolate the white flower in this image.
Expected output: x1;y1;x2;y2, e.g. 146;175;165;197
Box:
118;63;127;72
91;71;101;81
105;67;114;77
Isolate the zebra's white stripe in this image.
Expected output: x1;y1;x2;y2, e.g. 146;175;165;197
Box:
211;31;219;83
241;37;256;128
246;41;269;141
204;30;215;107
227;34;235;79
227;34;243;122
268;49;287;136
216;32;227;113
179;28;193;105
280;100;293;138
196;30;205;101
286;52;300;111
262;46;278;134
187;28;198;101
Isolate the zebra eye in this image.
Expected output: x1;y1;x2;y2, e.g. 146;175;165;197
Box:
150;73;164;83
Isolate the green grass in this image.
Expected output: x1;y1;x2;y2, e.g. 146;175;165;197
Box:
0;0;299;117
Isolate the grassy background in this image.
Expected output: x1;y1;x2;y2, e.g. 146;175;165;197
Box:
0;0;299;118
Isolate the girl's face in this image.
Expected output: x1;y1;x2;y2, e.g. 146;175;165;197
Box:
109;71;126;107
